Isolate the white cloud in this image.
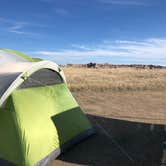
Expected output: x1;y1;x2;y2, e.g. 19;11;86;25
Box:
35;49;128;57
34;38;166;60
71;44;93;51
115;39;166;59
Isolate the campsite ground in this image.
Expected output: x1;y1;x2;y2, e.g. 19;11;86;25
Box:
49;67;166;166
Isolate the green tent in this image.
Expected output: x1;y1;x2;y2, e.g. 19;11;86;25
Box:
0;49;94;166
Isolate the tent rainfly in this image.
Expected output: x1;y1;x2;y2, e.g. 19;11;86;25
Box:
0;49;94;166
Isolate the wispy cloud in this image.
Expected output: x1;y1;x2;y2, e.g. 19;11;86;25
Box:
71;44;92;51
0;17;41;37
8;22;30;35
98;0;149;6
33;38;166;63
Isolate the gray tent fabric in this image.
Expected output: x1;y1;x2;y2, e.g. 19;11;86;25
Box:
0;73;21;98
0;50;27;67
0;50;33;99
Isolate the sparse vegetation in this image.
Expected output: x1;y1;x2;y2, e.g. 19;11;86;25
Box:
63;67;166;92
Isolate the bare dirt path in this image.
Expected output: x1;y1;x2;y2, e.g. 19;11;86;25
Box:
75;90;166;125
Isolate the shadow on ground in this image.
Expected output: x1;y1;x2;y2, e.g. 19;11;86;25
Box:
54;114;166;166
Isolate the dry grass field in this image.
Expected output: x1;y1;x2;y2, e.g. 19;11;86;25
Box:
50;67;166;166
64;67;166;92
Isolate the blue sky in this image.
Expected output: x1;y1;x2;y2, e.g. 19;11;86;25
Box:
0;0;166;65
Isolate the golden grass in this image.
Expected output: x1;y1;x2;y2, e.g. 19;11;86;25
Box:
63;67;166;92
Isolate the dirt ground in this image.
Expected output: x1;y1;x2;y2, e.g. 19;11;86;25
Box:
49;90;166;166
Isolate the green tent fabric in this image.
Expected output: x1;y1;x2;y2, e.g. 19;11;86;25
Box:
0;49;94;166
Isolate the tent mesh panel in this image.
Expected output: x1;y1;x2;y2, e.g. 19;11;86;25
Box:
0;73;21;98
19;69;63;89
